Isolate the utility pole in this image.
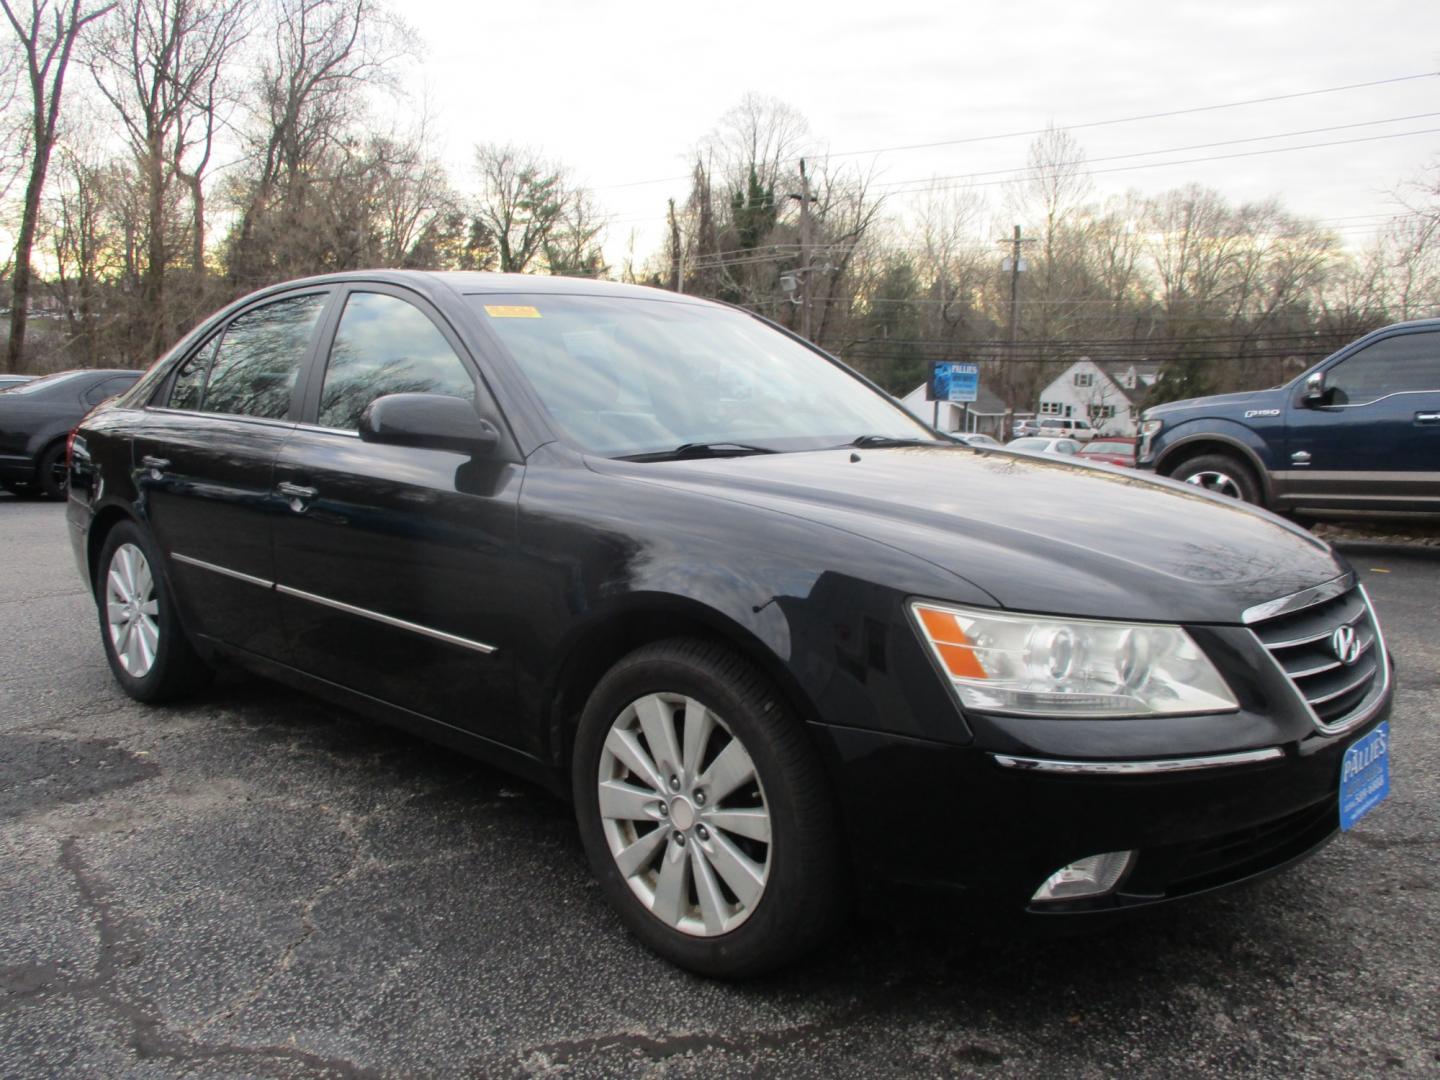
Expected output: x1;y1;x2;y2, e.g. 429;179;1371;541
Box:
1006;224;1023;357
668;199;683;294
999;224;1033;409
798;157;812;341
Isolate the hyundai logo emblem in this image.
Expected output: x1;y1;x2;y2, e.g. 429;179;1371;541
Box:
1331;624;1362;666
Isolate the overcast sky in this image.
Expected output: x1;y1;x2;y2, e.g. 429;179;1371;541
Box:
402;1;1438;266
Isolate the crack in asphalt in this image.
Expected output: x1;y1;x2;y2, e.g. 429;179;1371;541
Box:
0;835;385;1078
189;794;409;1041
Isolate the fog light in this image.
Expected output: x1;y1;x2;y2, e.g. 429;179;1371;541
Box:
1032;851;1135;902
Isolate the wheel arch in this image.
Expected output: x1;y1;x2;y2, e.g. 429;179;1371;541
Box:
86;503;141;592
543;594;825;784
1154;433;1273;505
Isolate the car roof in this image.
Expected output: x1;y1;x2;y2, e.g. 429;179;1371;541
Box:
230;269;721;310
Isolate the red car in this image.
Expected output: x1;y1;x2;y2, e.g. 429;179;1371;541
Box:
1076;436;1136;467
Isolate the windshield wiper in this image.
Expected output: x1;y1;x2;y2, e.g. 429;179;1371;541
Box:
847;434;945;448
617;441;780;462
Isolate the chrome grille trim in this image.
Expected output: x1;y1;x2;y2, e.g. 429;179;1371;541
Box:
1248;581;1390;736
1242;572;1355;625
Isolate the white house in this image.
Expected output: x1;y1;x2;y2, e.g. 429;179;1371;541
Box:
1035;357;1161;436
900;382;1013;439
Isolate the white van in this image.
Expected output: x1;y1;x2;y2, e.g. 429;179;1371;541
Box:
1035;417;1097;442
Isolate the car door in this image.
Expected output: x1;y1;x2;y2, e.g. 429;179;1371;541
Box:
134;289;333;656
269;285;528;751
1281;328;1440;511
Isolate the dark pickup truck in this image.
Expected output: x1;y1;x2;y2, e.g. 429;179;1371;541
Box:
1137;319;1440;515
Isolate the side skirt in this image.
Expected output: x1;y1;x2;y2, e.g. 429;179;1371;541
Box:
196;636;569;799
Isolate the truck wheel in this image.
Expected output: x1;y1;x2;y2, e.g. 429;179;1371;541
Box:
1174;453;1260;504
572;638;845;977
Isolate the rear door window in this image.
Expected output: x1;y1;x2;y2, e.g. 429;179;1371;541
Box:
201;294;327;420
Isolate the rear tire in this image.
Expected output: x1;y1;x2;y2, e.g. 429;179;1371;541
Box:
572;638;845;978
36;441;67;500
95;520;211;703
1171;452;1261;505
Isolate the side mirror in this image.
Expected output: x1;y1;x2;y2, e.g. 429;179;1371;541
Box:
1302;371;1327;406
358;393;500;455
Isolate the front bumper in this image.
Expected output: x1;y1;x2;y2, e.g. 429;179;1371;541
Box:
808;695;1391;919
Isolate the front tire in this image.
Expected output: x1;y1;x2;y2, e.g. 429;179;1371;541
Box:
95;521;210;703
572;638;845;978
1173;452;1261;505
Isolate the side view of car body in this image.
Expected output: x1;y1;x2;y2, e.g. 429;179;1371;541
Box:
1138;319;1440;513
67;272;1393;977
1077;437;1137;467
950;431;1001;448
1006;435;1082;456
0;369;141;498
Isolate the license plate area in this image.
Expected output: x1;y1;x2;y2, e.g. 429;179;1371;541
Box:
1339;722;1389;831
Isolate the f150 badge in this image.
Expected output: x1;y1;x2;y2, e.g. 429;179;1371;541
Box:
1244;409;1281;418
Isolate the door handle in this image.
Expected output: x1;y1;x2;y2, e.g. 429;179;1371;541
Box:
276;481;318;511
141;455;169;478
1417;412;1440;424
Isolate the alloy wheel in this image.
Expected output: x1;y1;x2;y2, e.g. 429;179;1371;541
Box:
105;543;160;677
597;692;772;937
1183;469;1242;498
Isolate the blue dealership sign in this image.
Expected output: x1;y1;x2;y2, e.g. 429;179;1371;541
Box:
929;361;979;403
1338;722;1389;831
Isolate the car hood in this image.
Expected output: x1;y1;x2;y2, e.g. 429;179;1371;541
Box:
598;445;1344;624
1146;385;1287;418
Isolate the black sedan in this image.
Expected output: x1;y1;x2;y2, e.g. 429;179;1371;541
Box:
65;272;1393;976
0;368;140;498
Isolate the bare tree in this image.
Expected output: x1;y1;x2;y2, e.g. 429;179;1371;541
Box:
470;143;601;274
45;143;122;365
88;0;248;352
1383;163;1440;320
226;0;408;287
1;0;114;372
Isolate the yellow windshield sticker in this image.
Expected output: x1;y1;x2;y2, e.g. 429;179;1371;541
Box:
484;305;541;319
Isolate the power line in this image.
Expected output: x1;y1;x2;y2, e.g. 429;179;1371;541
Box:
870;113;1440;191
876;127;1440;199
592;70;1440;191
599;124;1439;227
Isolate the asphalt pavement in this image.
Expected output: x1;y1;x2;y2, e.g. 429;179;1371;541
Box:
1;496;1437;1079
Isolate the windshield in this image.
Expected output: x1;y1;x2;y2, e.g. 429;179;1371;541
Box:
468;294;931;456
6;371;83;395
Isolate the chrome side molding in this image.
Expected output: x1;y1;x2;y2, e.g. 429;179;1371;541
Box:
169;551;497;655
991;747;1285;776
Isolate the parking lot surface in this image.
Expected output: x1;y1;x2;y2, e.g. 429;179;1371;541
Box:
1;497;1437;1079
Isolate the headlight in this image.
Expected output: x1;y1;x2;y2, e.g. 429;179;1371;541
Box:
1137;419;1163;463
911;601;1238;718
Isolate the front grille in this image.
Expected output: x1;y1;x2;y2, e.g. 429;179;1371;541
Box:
1247;581;1387;733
